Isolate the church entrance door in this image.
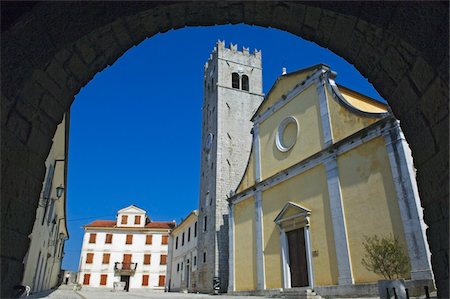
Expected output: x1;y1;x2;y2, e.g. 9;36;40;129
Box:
287;227;309;287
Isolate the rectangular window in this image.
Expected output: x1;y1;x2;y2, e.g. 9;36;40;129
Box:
182;232;185;246
194;222;197;237
146;235;153;245
100;274;107;286
161;235;168;245
105;234;113;244
175;236;178;249
188;227;191;242
158;275;165;287
144;254;151;265
194;256;197;266
142;274;149;286
89;233;96;243
181;262;183;270
121;215;128;224
160;254;167;265
83;274;90;285
177;263;179;272
203;216;207;232
86;253;94;264
123;254;132;270
134;215;141;224
203;252;206;263
126;234;133;244
102;253;110;264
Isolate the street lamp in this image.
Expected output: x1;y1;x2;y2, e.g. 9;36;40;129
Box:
56;185;64;199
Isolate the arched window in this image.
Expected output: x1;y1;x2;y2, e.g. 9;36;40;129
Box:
232;73;240;89
241;75;249;91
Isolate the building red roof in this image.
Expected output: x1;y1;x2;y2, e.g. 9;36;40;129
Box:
84;220;175;229
84;220;116;227
145;222;175;229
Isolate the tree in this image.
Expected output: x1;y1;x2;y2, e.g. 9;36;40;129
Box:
361;235;410;280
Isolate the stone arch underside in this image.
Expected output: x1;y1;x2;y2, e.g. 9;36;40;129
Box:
1;2;448;297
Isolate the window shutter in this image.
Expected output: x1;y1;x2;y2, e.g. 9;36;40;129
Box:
146;235;153;245
126;234;133;244
102;253;110;264
105;234;113;244
100;274;107;286
144;254;151;265
86;253;94;264
142;275;149;286
161;235;168;245
160;254;167;265
83;274;90;285
134;215;141;224
89;233;96;243
158;275;165;286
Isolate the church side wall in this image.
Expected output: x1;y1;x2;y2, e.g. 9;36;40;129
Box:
338;136;408;283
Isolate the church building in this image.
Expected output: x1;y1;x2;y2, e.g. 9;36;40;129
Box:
77;205;174;291
227;64;434;296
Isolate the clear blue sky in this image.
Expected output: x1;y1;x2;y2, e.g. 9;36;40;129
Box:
62;24;383;271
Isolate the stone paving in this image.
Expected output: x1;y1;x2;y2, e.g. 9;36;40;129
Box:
28;285;270;299
26;284;439;299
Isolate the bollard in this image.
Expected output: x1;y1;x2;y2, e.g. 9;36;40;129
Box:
425;286;430;299
405;288;409;299
393;287;398;299
386;287;390;298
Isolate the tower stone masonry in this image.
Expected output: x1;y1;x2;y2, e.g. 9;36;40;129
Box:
195;41;264;293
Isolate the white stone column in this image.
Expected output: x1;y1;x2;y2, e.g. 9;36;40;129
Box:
304;223;315;289
316;74;333;147
324;155;354;285
253;124;262;183
383;122;434;281
255;190;266;290
227;204;235;292
279;229;291;289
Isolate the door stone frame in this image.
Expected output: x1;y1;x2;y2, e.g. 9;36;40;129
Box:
275;202;314;290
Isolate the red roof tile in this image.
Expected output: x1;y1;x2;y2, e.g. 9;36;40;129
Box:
84;220;116;227
145;222;176;229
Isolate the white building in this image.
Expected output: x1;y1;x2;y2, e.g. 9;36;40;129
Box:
166;210;198;292
22;113;69;294
77;205;175;291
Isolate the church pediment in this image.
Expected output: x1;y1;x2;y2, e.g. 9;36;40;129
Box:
274;202;310;229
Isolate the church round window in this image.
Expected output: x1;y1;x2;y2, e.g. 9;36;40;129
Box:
276;116;299;152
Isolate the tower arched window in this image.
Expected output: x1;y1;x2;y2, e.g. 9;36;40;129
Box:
232;73;240;89
242;75;249;91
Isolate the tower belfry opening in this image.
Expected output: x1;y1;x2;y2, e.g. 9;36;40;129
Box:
196;40;264;292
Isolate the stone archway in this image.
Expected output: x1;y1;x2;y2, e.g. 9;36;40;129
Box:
1;2;448;297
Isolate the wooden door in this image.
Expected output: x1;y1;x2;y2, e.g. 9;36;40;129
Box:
287;228;309;287
158;275;165;287
83;274;90;285
123;254;132;270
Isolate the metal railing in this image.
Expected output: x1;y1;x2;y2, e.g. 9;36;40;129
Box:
114;262;137;274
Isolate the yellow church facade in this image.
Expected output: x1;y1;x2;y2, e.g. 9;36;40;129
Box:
227;65;433;295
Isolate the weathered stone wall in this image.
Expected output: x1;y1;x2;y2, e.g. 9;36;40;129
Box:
196;41;263;293
1;2;448;297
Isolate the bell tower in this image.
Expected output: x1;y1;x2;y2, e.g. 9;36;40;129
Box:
196;41;263;292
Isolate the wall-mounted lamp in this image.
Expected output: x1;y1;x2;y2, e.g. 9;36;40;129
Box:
39;185;65;207
56;185;64;199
